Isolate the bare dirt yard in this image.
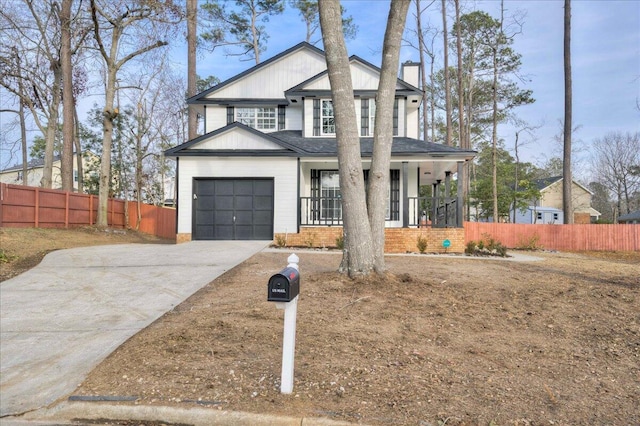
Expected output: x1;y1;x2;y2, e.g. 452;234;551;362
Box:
2;228;639;425
78;249;638;425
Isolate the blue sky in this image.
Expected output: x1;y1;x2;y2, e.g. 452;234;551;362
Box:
183;0;640;177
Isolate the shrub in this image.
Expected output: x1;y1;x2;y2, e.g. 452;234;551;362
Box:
274;234;286;248
304;232;316;248
515;233;543;250
467;234;508;257
465;240;477;255
335;234;344;250
416;235;428;254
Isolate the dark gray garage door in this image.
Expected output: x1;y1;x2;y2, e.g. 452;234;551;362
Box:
193;178;274;240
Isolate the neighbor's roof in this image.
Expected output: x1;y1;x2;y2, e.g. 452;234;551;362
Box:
1;155;61;173
534;176;593;195
618;210;640;222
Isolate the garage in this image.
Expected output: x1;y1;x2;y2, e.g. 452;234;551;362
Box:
193;178;274;240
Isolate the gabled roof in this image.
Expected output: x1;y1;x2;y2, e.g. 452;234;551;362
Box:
618;210;640;222
534;176;593;195
165;127;476;159
187;42;325;105
284;54;422;98
164;123;304;157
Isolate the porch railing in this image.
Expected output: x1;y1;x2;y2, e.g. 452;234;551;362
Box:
300;196;460;228
300;197;344;226
407;196;458;228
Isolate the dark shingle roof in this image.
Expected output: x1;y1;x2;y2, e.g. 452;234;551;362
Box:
271;130;472;156
533;176;563;190
618;210;640;222
1;155;62;173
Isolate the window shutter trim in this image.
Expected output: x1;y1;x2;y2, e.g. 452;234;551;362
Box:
313;99;320;136
227;106;234;125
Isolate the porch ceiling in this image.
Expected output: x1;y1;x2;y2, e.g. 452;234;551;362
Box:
298;157;467;186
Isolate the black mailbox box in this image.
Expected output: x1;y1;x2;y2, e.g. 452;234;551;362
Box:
268;267;300;302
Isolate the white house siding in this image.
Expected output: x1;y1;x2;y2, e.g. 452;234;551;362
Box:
405;103;419;139
177;157;298;235
205;49;326;99
196;128;284;150
287;104;303;130
205;105;227;133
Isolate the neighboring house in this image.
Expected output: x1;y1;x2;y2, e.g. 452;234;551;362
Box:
166;42;476;242
618;210;640;224
513;176;601;224
0;152;97;191
514;206;564;224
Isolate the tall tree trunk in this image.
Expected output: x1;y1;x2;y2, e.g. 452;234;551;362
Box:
491;44;499;221
187;0;198;141
563;0;573;223
97;64;118;227
454;0;467;220
415;0;428;142
368;0;410;272
20;97;28;185
319;0;374;277
41;65;61;188
60;0;75;191
441;0;452;146
74;105;83;192
454;0;464;148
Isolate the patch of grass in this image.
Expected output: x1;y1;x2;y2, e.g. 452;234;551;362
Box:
0;249;17;263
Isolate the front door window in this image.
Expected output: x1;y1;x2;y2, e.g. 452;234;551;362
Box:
320;171;341;220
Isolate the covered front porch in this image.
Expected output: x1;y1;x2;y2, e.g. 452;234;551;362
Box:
297;158;467;229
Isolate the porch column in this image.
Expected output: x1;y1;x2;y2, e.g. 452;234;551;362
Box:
456;161;464;227
296;158;301;233
402;161;409;227
445;171;451;198
432;180;440;226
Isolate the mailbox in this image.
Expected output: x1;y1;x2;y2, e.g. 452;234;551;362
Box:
268;266;300;302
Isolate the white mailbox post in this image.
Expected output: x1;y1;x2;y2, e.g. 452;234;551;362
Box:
267;253;299;394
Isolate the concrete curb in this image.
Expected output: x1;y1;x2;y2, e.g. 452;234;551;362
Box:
17;402;359;426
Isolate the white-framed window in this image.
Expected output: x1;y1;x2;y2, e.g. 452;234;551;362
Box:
320;171;341;220
368;100;376;134
73;170;78;182
317;170;394;221
321;100;335;135
236;107;276;130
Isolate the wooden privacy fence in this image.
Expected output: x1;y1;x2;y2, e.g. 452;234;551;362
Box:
465;221;640;252
0;183;176;240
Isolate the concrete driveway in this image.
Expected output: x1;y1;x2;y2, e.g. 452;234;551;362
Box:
0;241;270;417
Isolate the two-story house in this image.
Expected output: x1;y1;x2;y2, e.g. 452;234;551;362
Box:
166;42;476;249
513;176;601;224
0;153;97;191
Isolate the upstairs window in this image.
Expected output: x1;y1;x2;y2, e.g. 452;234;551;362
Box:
236;107;276;130
321;100;335;135
361;99;376;136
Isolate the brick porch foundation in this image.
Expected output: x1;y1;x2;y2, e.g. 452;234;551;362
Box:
274;226;465;254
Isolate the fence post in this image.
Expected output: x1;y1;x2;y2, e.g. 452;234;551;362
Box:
65;191;70;228
35;187;39;227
